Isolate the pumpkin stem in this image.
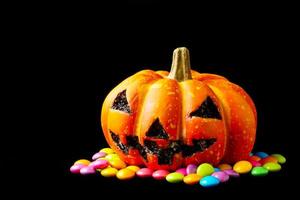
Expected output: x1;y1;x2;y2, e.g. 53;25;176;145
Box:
168;47;192;82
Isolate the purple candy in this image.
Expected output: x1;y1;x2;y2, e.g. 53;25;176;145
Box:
80;166;96;175
136;168;153;178
186;164;197;175
176;168;187;176
70;164;85;174
212;171;230;182
223;169;240;178
92;152;107;160
89;159;109;169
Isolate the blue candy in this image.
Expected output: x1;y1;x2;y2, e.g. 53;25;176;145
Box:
214;168;221;172
255;152;269;158
199;176;220;187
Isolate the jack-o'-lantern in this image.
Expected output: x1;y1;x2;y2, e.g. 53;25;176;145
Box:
101;47;256;171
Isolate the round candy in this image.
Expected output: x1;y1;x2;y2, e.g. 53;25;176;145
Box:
70;164;85;174
223;169;240;178
248;155;261;162
200;176;220;187
89;159;109;169
74;159;90;166
255;152;269;158
263;162;281;172
92;152;107;160
116;168;136;180
109;159;127;169
251;167;268;176
80;166;96;175
197;163;214;177
126;165;140;173
176;168;187;176
260;156;278;165
249;160;262;167
100;148;114;155
214;168;221;172
233;160;252;174
186;164;197;175
212;171;229;182
101;167;118;177
166;172;184;183
136;168;153;178
183;174;202;185
152;170;169;180
271;154;286;164
105;154;120;161
218;163;232;171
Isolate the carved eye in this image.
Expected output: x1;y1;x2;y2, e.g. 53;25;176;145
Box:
146;118;169;139
189;97;221;119
111;90;131;114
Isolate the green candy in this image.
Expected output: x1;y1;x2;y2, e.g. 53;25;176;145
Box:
197;163;214;177
271;154;286;164
251;167;269;176
166;172;184;183
263;162;281;172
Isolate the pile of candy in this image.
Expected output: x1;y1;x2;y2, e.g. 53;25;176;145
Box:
70;148;286;188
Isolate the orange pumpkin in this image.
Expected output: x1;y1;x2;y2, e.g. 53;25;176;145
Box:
101;47;256;171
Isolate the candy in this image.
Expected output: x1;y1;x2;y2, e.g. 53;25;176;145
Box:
249;160;262;167
105;154;120;161
183;174;202;185
152;170;169;180
212;171;229;182
100;148;114;155
166;172;184;183
260;156;278;165
251;167;268;176
126;165;140;172
136;168;153;178
197;163;214;177
92;152;107;160
255;152;269;158
271;154;286;164
74;159;90;166
109;159;127;169
80;166;96;175
116;168;136;180
186;164;197;175
214;168;221;172
200;176;220;187
223;169;240;178
176;168;187;176
263;162;281;172
101;167;118;177
89;159;109;169
233;160;252;174
70;164;85;174
218;163;232;171
248;155;261;162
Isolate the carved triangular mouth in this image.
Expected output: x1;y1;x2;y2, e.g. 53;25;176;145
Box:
190;96;221;119
111;90;131;114
109;130;216;165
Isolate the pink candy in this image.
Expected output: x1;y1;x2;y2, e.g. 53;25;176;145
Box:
223;169;240;177
136;168;153;178
176;168;187;176
249;160;262;167
70;164;85;174
152;170;169;180
92;152;107;160
89;159;109;169
212;171;229;182
80;166;96;175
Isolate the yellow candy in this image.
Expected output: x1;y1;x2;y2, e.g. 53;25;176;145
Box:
100;148;114;155
101;167;118;177
183;174;202;185
105;154;120;161
74;159;90;166
126;165;140;172
233;160;252;174
218;163;232;171
109;159;127;169
116;168;136;180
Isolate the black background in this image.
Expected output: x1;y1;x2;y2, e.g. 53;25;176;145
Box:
8;1;297;198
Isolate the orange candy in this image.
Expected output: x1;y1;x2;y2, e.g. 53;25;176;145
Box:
260;156;278;165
